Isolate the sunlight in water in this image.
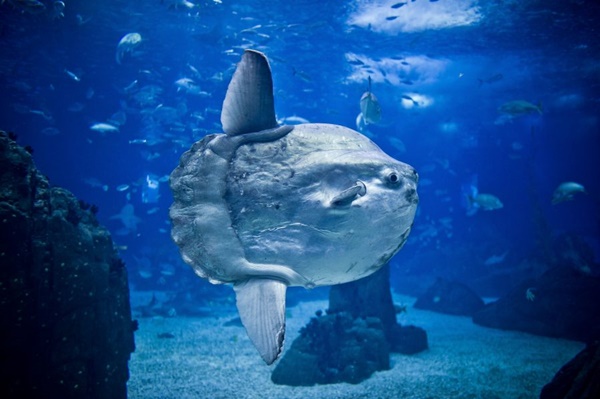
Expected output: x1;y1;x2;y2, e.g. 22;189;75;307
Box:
347;0;482;34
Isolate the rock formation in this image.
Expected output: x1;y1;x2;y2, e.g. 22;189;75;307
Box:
472;266;600;342
540;340;600;399
414;278;485;316
0;131;136;398
272;265;427;386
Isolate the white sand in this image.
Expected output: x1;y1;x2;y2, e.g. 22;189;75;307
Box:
127;295;584;399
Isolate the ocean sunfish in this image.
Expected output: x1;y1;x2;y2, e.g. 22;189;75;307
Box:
169;50;419;365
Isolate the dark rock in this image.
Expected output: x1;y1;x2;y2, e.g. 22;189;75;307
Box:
472;266;600;342
540;341;600;399
0;131;135;398
272;265;427;385
329;264;400;341
389;324;428;354
271;312;389;386
553;233;598;276
330;265;428;354
157;332;176;339
223;317;243;327
414;278;485;316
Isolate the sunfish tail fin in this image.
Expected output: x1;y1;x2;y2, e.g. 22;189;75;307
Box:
221;49;278;136
234;278;287;365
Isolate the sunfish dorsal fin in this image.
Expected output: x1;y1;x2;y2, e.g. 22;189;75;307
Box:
221;50;278;136
234;278;287;365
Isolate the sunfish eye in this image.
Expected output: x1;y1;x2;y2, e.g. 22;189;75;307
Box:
387;171;401;185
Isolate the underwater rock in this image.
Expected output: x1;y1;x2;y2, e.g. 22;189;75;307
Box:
329;264;397;339
272;266;427;386
388;324;428;354
329;264;428;354
553;233;597;275
414;278;485;316
540;340;600;399
0;131;135;398
271;312;389;386
472;266;600;342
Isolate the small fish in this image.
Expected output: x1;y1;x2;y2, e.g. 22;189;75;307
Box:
478;73;503;86
123;79;139;93
174;78;210;96
108;110;127;126
116;184;130;192
292;68;312;83
484;251;509;266
41;127;60;136
498;100;542;117
5;0;46;14
50;1;65;19
116;32;142;65
347;58;365;66
110;203;142;234
187;63;201;78
157;332;175;339
67;102;85;112
552;182;586;205
391;2;407;8
147;207;160;215
386;16;398;21
90;123;119;134
138;270;153;279
83;177;109;192
401;94;418;106
278;115;310;125
360;76;381;125
29;109;52;120
75;14;92;25
388;137;406;153
168;0;197;10
471;193;503;211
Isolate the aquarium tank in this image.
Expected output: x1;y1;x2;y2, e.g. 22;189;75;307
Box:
0;0;598;398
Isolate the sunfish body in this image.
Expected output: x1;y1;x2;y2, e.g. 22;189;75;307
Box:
169;50;418;364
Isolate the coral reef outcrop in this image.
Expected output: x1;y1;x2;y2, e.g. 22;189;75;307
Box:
472;266;600;342
540;340;600;399
0;131;135;398
272;265;427;386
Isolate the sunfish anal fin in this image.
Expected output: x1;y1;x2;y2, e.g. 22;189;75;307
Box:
234;278;287;365
221;49;278;136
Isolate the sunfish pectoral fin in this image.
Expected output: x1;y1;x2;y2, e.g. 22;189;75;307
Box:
234;278;287;365
330;180;367;207
221;49;278;136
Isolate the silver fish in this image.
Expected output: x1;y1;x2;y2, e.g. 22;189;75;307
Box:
169;50;418;365
360;76;381;125
116;33;142;65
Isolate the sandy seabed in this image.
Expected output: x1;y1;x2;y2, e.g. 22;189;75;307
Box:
127;294;583;399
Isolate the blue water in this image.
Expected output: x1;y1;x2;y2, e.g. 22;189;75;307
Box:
1;1;598;299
